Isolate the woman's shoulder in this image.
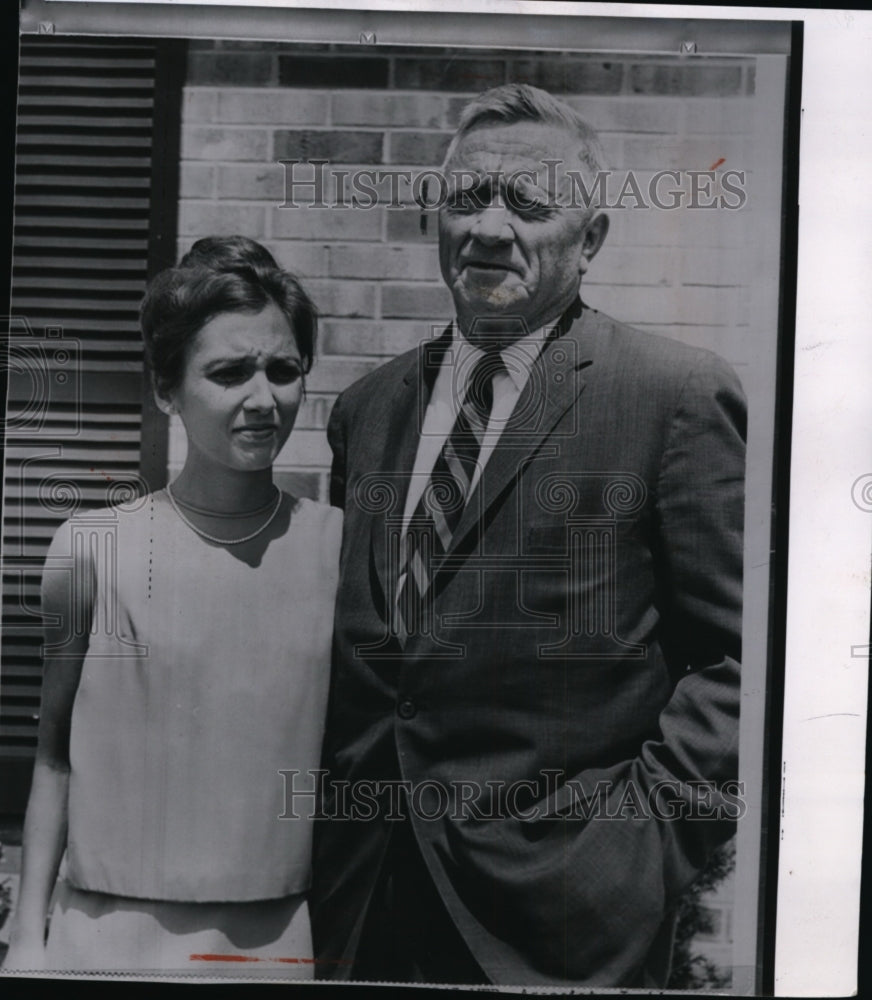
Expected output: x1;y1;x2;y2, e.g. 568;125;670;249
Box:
290;496;343;532
288;495;342;524
47;493;163;551
285;495;343;545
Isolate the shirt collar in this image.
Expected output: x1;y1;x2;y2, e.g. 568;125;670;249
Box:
452;321;548;392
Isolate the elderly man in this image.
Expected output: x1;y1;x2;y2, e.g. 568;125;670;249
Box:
311;83;744;987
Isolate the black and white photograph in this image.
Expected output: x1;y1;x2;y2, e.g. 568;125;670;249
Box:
0;1;867;994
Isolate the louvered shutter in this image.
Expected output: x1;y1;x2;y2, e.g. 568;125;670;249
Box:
1;36;182;812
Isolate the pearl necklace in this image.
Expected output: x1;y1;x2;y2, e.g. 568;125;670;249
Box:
165;482;283;545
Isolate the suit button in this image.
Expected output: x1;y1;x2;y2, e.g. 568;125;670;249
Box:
397;699;417;720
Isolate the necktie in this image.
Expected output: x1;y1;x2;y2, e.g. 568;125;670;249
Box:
393;350;505;644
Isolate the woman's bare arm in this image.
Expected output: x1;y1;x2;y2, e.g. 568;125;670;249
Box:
3;522;93;968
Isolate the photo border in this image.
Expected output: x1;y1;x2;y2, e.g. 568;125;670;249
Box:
1;3;868;996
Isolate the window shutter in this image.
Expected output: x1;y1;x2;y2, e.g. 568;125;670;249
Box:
1;36;182;812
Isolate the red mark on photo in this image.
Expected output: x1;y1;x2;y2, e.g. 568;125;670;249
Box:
190;954;345;965
709;157;726;170
190;954;259;963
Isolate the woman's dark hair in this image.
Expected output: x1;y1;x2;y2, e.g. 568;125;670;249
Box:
140;236;317;397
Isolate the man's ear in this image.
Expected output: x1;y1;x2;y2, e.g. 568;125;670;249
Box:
579;212;609;275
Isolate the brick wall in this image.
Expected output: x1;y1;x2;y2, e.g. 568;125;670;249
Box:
172;40;751;978
173;41;756;504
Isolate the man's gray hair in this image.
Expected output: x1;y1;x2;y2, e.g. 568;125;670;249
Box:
444;83;607;177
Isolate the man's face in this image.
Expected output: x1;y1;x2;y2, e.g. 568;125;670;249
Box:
438;121;608;342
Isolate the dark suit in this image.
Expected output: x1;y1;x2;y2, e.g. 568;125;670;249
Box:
312;302;745;986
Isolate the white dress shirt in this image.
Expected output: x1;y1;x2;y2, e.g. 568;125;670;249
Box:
401;323;548;534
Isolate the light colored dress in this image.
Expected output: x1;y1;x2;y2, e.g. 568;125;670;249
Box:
41;490;342;976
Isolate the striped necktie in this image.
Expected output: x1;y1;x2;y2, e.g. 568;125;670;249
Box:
393;350;505;644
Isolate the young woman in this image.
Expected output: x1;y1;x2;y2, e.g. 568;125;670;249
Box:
4;237;341;976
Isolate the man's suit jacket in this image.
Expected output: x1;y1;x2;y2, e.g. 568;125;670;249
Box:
311;302;746;987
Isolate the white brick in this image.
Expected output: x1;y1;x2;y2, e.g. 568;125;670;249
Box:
276;429;332;467
583;284;748;327
182;88;218;123
606;206;748;249
271;205;383;242
305;279;376;318
216;89;328;125
181;126;269;162
217;163;286;201
566;96;680;134
264;240;329;278
685;99;754;135
179;163;214;199
306;358;382;394
332;93;445;128
328;243;440;280
321;319;435;357
177;201;266;238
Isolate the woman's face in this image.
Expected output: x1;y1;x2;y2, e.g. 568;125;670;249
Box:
161;303;303;475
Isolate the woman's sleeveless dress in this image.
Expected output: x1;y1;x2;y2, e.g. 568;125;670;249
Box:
41;491;342;976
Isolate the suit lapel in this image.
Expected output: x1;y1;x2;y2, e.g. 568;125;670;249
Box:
369;326;453;604
445;304;595;561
